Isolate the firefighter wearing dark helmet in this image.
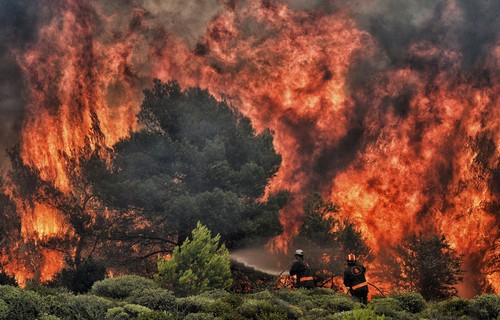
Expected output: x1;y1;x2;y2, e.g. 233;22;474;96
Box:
289;249;315;288
343;253;368;303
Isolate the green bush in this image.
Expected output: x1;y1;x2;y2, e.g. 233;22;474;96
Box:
435;297;470;318
236;299;275;319
43;292;76;319
467;294;500;320
0;299;8;320
324;308;388;320
38;314;61;320
66;294;115;320
176;296;215;314
318;294;358;313
368;298;402;318
127;288;176;311
136;311;174;320
105;307;130;320
6;289;47;320
91;275;158;299
0;285;21;303
391;292;426;313
106;304;153;320
184;313;215;320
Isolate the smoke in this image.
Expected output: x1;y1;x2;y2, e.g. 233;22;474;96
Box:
0;0;39;174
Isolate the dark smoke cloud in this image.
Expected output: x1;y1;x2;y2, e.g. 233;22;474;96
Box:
0;0;39;174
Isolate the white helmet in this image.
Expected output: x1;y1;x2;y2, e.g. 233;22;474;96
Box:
295;249;304;256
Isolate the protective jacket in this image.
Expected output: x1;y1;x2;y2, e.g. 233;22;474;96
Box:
343;262;368;303
290;259;315;288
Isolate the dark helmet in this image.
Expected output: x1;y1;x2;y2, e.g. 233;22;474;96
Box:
346;253;356;263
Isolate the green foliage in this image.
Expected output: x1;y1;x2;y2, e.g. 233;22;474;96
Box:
183;313;215;320
91;275;158;299
3;289;47;320
368;298;402;318
156;222;232;296
318;293;359;313
430;298;470;318
390;292;426;313
467;294;500;320
105;304;153;320
126;288;176;311
176;296;215;314
0;299;8;320
65;294;115;320
135;311;174;320
0;285;21;303
43;292;77;320
38;314;61;320
386;234;463;301
324;308;387;320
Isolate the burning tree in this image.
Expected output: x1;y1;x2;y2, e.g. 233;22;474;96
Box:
385;233;464;301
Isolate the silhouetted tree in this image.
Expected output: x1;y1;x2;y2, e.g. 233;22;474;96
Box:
50;257;106;293
387;233;464;300
92;79;284;248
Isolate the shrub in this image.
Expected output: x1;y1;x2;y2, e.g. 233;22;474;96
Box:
43;292;76;319
38;314;61;320
105;307;130;320
435;297;470;318
184;313;215;320
369;298;403;318
467;294;500;320
319;294;358;313
136;311;175;320
0;285;21;303
391;292;426;313
127;288;176;312
325;308;388;320
236;299;275;319
5;289;47;320
106;304;153;320
66;294;115;320
176;296;215;314
91;275;158;299
0;299;8;320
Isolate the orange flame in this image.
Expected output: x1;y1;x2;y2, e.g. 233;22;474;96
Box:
3;0;497;295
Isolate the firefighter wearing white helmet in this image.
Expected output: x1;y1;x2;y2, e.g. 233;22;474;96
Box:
343;253;368;303
289;249;315;288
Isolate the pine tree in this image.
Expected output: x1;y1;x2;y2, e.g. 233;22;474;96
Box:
388;233;464;300
155;222;232;296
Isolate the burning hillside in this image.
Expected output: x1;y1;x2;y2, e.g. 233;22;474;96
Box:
0;0;498;296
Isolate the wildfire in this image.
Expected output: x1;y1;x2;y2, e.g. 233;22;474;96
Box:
1;0;498;295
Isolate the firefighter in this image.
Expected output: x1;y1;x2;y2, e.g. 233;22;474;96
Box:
343;253;368;304
289;249;315;288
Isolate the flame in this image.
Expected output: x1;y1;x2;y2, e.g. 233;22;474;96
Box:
2;0;498;295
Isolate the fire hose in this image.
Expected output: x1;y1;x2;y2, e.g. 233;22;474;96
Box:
367;282;386;297
274;261;296;288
